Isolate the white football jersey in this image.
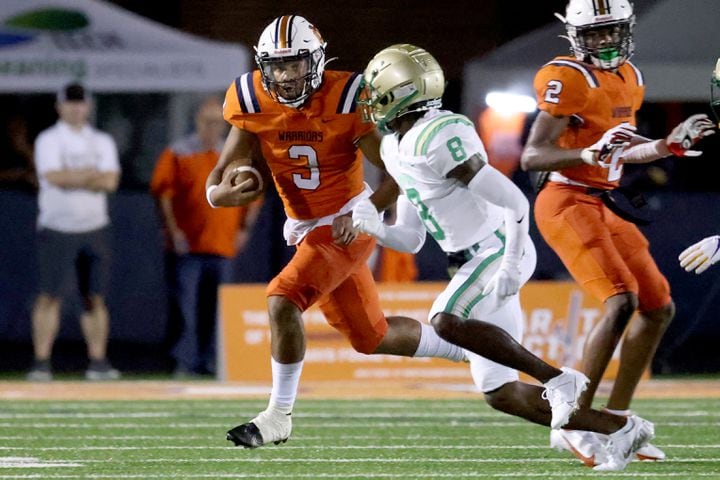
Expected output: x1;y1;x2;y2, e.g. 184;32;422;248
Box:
380;109;503;253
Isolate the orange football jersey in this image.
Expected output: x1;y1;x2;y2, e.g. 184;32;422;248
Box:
223;70;374;220
534;56;645;189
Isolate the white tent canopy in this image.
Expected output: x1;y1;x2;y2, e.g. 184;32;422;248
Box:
0;0;250;92
462;0;719;116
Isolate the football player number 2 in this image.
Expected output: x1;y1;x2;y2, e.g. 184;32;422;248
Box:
544;80;563;104
289;145;320;190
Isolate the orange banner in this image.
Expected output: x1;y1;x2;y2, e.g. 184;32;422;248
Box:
219;281;637;383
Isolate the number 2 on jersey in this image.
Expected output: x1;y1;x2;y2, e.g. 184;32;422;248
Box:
544;80;563;104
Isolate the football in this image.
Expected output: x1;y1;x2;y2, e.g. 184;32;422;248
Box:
223;162;263;192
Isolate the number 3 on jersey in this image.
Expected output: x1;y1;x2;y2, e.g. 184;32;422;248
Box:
289;145;320;189
405;188;445;240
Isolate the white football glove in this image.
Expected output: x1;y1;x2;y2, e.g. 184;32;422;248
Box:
482;264;521;300
352;198;384;237
666;114;716;157
679;235;720;274
581;123;636;166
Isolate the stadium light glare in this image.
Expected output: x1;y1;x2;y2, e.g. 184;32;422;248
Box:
485;92;537;115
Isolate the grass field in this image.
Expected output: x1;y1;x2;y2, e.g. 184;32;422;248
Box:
0;397;719;479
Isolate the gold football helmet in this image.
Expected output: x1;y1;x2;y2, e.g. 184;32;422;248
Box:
358;44;444;132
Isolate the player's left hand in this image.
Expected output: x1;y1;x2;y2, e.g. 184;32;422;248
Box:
482;264;521;300
679;235;720;274
666;114;716;157
332;213;358;246
581;123;636;166
351;199;384;237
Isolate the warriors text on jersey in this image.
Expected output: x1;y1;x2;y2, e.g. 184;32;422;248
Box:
534;55;645;189
380;109;503;253
223;70;373;220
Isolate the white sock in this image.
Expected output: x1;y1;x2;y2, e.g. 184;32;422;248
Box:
604;408;631;416
268;358;303;414
413;323;465;362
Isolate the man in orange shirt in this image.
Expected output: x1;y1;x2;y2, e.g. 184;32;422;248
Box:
208;15;591;450
521;0;715;465
151;96;260;376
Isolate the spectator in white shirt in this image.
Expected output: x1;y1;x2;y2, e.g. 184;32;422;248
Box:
28;82;121;381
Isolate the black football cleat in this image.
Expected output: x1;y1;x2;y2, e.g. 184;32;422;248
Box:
226;409;291;448
227;422;264;448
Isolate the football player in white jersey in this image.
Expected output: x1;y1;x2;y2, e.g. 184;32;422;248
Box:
353;44;653;471
679;57;720;275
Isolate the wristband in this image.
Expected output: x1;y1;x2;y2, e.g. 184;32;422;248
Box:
621;139;670;164
580;148;595;165
206;185;219;208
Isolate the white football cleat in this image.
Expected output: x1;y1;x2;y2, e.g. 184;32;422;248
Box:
550;429;607;467
542;367;590;429
226;406;292;449
636;442;666;461
600;408;666;461
594;415;655;472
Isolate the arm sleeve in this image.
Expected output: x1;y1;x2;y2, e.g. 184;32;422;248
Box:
425;117;488;177
372;195;427;254
467;164;529;269
534;64;590;117
223;79;247;129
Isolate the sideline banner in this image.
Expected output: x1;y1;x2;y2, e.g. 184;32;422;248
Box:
219;282;640;383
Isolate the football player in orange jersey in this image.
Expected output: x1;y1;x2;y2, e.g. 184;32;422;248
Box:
521;0;715;465
203;14;478;450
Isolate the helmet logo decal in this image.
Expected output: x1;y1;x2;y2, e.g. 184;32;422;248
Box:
274;15;295;49
594;0;609;15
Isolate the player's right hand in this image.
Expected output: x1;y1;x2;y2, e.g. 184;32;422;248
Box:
666;114;715;157
581;123;636;166
352;199;384;237
482;264;521;300
332;214;358;246
679;235;720;274
209;173;262;207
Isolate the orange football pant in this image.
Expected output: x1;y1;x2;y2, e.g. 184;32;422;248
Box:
267;225;388;354
534;183;671;312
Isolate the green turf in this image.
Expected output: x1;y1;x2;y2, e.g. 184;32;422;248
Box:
0;398;718;478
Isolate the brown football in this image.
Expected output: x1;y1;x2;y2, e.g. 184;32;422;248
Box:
223;162;262;192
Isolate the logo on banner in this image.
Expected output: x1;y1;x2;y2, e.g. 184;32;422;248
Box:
0;8;123;50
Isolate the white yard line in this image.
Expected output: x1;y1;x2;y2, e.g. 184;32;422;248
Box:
0;457;82;468
0;434;718;450
2;474;720;479
1;444;720;451
0;420;718;429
